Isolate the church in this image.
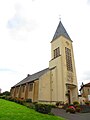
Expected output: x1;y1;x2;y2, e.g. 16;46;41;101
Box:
10;21;78;104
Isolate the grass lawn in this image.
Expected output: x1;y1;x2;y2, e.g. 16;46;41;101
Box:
0;99;65;120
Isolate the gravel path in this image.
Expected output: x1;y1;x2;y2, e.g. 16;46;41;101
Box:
51;108;90;120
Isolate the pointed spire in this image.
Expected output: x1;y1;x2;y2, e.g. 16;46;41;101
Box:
52;21;71;42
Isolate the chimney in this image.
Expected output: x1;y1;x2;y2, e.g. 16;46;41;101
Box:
27;74;30;77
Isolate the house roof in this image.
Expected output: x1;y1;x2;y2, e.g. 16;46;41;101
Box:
51;21;72;42
85;82;90;86
79;82;90;91
12;68;49;87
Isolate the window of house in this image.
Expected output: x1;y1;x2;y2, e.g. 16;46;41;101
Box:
16;87;19;93
54;47;60;58
88;89;90;94
65;47;73;72
12;89;15;94
22;85;25;92
29;83;33;91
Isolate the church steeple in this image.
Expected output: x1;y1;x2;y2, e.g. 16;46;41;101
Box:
52;21;71;41
49;21;78;104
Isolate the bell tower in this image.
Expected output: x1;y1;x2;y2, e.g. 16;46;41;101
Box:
49;21;78;103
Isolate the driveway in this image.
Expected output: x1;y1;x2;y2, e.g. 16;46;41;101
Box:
51;108;90;120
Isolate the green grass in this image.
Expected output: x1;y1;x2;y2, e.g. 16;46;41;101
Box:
0;99;65;120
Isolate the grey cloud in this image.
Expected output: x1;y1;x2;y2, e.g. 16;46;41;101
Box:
7;3;37;32
7;3;25;29
87;0;90;4
0;68;17;73
7;3;38;41
7;13;37;32
82;71;90;80
7;15;26;29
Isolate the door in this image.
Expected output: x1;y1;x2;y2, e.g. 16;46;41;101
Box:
68;90;71;104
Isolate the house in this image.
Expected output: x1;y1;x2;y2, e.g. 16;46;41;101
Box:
10;21;78;104
79;82;90;101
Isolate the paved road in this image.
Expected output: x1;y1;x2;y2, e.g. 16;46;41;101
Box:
52;108;90;120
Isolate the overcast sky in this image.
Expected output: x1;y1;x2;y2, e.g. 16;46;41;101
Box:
0;0;90;92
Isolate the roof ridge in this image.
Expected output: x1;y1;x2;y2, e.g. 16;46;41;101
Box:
31;67;49;76
12;67;49;87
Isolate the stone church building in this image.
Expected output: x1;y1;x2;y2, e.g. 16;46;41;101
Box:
11;21;78;104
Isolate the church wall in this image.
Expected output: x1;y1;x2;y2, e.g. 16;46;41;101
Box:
20;84;26;99
38;71;51;102
11;86;21;99
71;88;78;102
50;67;58;101
60;36;77;84
15;86;20;98
27;90;33;99
49;57;64;102
60;36;78;103
20;80;39;102
49;37;64;102
27;83;34;100
33;80;39;102
10;87;15;98
11;81;38;102
49;36;78;103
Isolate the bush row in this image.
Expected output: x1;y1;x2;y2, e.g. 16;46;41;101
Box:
35;103;55;114
0;96;55;114
2;96;90;114
65;101;90;113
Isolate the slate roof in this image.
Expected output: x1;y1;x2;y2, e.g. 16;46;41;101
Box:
12;68;49;87
79;82;90;91
52;21;71;42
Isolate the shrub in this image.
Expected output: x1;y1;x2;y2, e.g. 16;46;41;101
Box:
73;101;79;105
56;101;64;107
68;105;75;110
63;103;69;109
48;112;55;116
33;102;37;104
0;91;10;97
66;105;76;114
23;102;35;109
35;103;54;114
56;102;60;107
7;97;16;102
76;107;81;112
66;107;76;114
66;108;71;112
26;98;32;103
85;101;90;106
70;108;76;113
13;98;24;105
18;100;24;105
74;104;80;108
0;95;6;99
